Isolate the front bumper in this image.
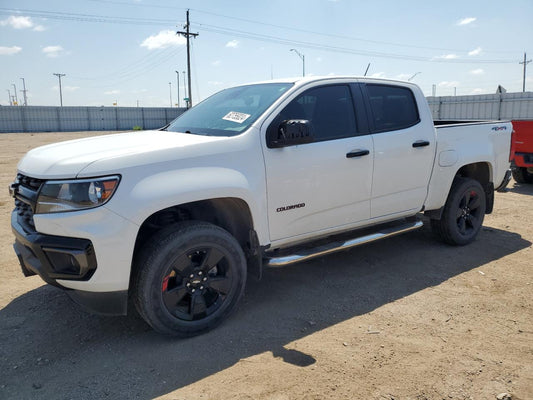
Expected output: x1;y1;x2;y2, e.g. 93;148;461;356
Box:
12;211;97;284
11;210;128;315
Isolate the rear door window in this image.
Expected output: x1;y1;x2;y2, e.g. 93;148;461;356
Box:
366;84;420;132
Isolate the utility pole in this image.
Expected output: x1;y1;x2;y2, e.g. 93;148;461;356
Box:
53;73;66;106
169;82;173;107
7;89;12;106
519;52;531;92
20;78;28;106
175;70;180;107
290;48;305;77
11;83;18;105
177;10;198;108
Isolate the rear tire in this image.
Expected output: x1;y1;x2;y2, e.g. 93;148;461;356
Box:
431;177;486;246
132;221;247;337
512;167;533;184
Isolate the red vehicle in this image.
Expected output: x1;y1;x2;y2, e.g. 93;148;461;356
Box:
511;120;533;183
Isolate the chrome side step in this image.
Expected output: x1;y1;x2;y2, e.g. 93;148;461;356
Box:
265;220;423;267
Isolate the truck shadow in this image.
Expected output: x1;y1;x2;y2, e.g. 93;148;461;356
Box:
507;182;533;195
0;223;530;399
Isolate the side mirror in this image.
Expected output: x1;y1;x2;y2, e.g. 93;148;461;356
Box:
268;119;314;148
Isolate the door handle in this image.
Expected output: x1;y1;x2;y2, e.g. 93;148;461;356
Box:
412;140;430;148
346;149;370;158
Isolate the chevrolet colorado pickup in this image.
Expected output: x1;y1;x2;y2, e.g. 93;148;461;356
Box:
10;77;513;336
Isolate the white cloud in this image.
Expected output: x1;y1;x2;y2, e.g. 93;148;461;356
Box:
33;25;46;32
469;68;484;75
1;16;33;29
208;81;224;86
0;46;22;55
468;47;482;56
470;88;487;95
435;54;459;60
316;57;323;63
140;30;185;50
212;60;221;66
370;72;386;78
104;90;120;95
225;40;239;48
438;81;459;88
457;17;476;26
42;45;64;58
395;73;411;81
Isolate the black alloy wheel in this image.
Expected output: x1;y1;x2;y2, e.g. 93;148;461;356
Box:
133;221;246;336
161;246;234;322
431;177;486;246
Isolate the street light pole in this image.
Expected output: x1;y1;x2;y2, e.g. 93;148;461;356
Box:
20;78;28;106
182;71;188;108
175;70;180;107
408;72;421;81
290;48;305;77
11;84;18;105
7;89;12;106
169;82;173;107
53;73;66;106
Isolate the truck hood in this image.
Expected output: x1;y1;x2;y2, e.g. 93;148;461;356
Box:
17;130;227;179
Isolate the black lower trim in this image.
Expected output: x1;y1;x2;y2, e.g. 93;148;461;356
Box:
67;289;128;316
11;211;97;285
496;169;512;192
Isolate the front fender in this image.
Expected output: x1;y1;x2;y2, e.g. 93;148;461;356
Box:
105;167;268;243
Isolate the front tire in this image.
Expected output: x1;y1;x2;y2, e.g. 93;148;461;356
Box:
431;177;486;246
132;221;247;337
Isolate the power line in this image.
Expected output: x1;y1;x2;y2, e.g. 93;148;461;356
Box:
196;23;517;64
85;1;520;54
0;7;521;61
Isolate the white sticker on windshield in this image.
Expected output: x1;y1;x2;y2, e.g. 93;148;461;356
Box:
223;111;251;124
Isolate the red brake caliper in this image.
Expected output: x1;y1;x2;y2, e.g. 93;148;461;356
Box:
162;276;170;292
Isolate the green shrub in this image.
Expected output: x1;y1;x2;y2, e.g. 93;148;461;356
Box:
132;125;143;131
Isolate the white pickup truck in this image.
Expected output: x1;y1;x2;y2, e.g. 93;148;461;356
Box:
10;77;512;336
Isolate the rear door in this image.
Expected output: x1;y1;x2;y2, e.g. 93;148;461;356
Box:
362;83;436;218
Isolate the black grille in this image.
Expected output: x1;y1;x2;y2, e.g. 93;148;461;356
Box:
13;174;44;232
17;174;45;190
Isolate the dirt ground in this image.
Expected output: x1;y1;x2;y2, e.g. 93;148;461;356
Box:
0;131;531;400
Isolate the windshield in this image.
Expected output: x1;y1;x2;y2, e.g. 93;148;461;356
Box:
166;83;293;136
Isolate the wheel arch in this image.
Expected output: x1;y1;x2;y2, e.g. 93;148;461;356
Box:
425;161;494;219
455;162;494;214
131;197;258;287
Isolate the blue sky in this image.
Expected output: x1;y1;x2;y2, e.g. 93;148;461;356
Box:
1;0;532;107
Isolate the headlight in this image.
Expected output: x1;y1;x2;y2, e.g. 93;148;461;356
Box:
36;176;120;214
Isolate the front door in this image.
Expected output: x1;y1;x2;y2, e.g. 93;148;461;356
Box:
262;84;374;242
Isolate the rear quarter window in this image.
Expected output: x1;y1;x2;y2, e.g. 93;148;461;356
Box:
366;84;420;132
